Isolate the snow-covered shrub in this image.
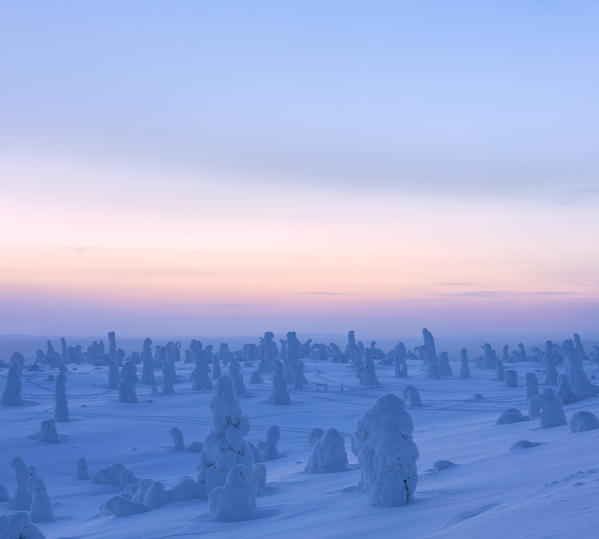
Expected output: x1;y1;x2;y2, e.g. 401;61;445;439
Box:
0;512;45;539
2;354;24;406
505;369;518;387
208;464;258;521
104;495;149;516
29;476;54;523
496;408;527;424
268;360;290;404
352;393;419;506
305;428;348;473
309;428;324;445
250;371;263;384
170;427;185;451
403;385;422;408
569;410;599;433
92;463;137;487
197;376;258;494
459;349;470;379
8;457;31;510
118;360;138;403
539;388;567;429
54;373;69;422
257;425;280;461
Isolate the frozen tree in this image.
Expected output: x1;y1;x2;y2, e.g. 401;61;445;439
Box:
229;360;247;397
359;350;379;386
170;427;185;451
33;419;60;443
108;357;120;390
539;388;567;429
528;396;541;419
268;360;290;404
208;464;258;521
438;351;453;377
212;351;222;380
76;457;89;480
0;513;46;539
257;425;280;461
403;385;422;408
460;349;470;379
352;394;419;506
250;371;263;384
108;331;117;363
197;376;259;494
569;410;599;433
119;360;138;403
162;354;175;395
557;375;577;404
394;356;407;377
60;337;68;364
2;353;24;406
305;428;348;473
496;408;527;424
286;331;304;388
54;372;69;422
495;357;505;382
29;476;54;523
505;369;518;387
141;338;155;385
517;343;527;362
191;350;213;391
563;340;599;400
259;332;276;372
422;328;440;379
573;333;588;361
0;484;8;502
345;330;359;367
526;373;539;401
8;457;31;510
544;341;560;386
480;343;498;369
309;428;324;445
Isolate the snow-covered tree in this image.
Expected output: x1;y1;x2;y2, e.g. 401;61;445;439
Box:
208;464;258;521
118;360;138;403
76;457;89;480
459;348;470;379
141;338;155;385
569;410;599;432
197;376;261;495
438;351;453;377
305;428;348;473
526;373;539;401
29;476;54;523
2;353;24;406
54;372;69;422
505;369;518;387
257;425;280;461
403;385;422;408
229;360;247;397
170;427;185;451
422;328;439;379
352;394;419;506
539;388;567;429
8;457;31;510
268;360;290;404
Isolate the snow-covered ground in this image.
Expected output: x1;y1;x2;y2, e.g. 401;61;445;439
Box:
2;351;599;538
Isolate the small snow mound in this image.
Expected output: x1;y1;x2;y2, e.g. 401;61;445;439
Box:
496;408;528;425
510;440;541;450
570;411;599;433
433;460;457;471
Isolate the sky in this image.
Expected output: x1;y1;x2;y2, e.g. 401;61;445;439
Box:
1;1;598;339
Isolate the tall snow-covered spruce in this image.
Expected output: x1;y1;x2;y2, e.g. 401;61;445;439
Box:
352;393;419;506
